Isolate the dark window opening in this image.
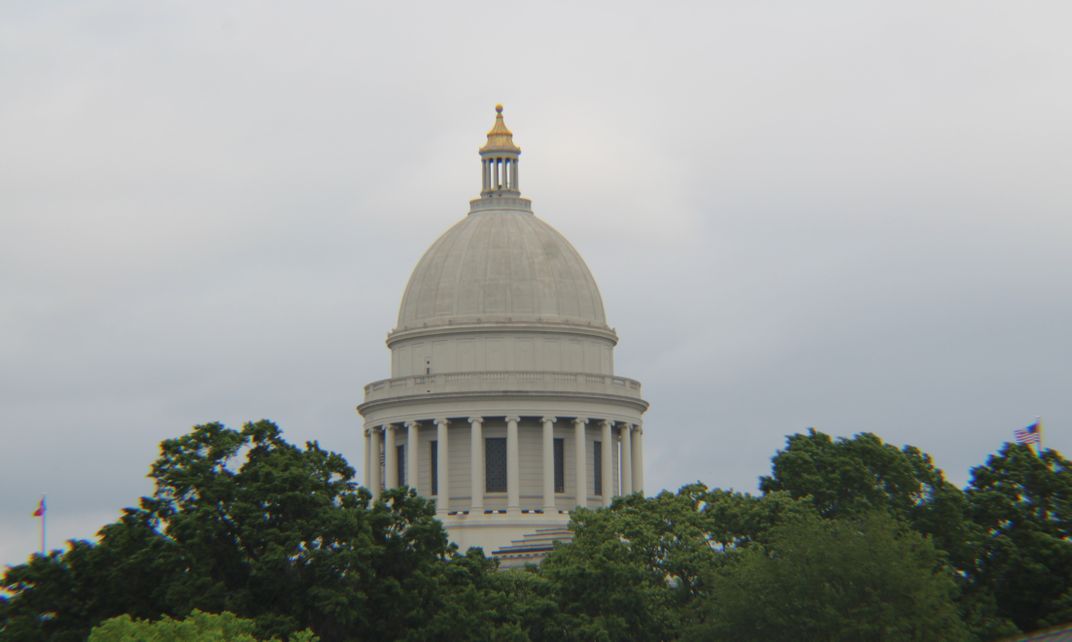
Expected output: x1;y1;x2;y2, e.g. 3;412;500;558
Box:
554;438;565;493
485;438;507;492
594;441;602;496
430;440;438;495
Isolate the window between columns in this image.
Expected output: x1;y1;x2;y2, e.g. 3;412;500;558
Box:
594;441;602;496
430;440;438;495
553;438;565;493
485;437;507;492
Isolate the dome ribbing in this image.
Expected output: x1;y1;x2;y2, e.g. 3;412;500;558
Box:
395;209;608;332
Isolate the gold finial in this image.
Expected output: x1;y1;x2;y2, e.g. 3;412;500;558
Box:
481;104;520;153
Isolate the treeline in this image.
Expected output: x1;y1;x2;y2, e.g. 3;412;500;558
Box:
2;421;1070;641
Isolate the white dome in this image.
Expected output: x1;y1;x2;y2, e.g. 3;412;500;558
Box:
396;208;608;332
361;107;648;559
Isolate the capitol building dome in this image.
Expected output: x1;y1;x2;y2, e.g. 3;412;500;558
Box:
359;106;647;563
396;207;609;332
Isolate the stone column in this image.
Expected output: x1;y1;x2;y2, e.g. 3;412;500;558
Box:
383;424;397;489
512;158;519;191
363;428;371;489
436;418;449;514
574;417;588;509
601;420;613;506
469;416;484;513
406;421;420;492
620;423;633;496
506;416;521;513
542;416;556;513
370;427;383;500
632;425;644;496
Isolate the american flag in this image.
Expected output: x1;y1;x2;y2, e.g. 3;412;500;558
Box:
1014;421;1042;445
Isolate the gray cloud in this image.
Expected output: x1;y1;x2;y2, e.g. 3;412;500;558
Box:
2;1;1070;567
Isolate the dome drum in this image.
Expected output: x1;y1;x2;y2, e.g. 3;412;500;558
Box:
389;330;617;378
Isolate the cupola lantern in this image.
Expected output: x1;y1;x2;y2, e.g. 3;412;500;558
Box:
479;105;521;196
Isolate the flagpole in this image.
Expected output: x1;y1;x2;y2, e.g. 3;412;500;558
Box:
41;494;46;555
1037;416;1044;454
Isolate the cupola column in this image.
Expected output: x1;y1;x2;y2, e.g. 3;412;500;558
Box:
601;420;613;505
406;421;420;492
506;416;521;514
574;418;588;509
469;417;484;512
619;423;633;495
436;418;450;514
542;416;557;513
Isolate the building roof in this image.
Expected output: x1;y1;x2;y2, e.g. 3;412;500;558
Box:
1004;624;1072;642
480;104;521;154
395;207;609;332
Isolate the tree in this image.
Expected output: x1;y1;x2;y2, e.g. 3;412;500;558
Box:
535;488;721;641
8;421;1067;641
698;487;817;549
397;548;534;642
691;511;969;642
964;444;1072;633
758;430;978;579
88;610;317;642
1;421;465;642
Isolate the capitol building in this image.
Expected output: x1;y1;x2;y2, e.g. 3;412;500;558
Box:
358;106;648;561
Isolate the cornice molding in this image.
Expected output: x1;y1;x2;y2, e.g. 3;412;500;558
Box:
387;320;618;347
358;389;650;416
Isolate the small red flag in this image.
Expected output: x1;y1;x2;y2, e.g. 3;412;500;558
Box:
32;497;45;517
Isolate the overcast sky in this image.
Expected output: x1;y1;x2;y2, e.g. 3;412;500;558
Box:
2;1;1070;569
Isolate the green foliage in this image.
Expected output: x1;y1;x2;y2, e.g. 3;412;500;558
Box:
690;511;969;642
4;421;1070;642
757;429;1006;637
699;487;817;549
88;610;318;641
534;486;821;641
1;421;461;642
538;492;703;641
397;548;534;642
964;444;1072;633
759;429;971;540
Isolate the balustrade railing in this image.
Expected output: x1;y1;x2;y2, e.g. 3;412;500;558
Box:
364;370;643;401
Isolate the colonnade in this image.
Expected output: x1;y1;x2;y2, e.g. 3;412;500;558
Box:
363;416;644;514
481;156;519;193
